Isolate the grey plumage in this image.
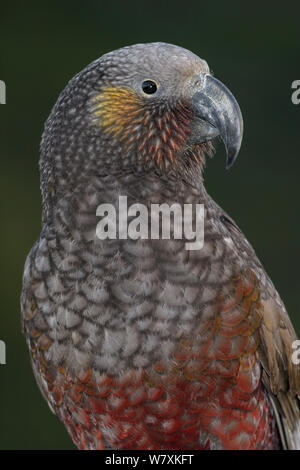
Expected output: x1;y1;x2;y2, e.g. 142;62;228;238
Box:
21;43;299;450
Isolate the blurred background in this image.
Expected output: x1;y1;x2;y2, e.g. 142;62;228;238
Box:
0;0;299;450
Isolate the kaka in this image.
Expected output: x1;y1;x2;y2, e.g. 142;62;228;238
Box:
21;43;300;450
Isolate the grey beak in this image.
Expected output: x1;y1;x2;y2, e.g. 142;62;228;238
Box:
192;74;243;169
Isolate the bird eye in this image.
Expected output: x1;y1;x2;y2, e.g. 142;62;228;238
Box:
141;80;158;95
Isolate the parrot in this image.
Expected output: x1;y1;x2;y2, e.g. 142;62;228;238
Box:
21;42;300;450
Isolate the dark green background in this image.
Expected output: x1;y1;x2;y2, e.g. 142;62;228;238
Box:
0;0;299;450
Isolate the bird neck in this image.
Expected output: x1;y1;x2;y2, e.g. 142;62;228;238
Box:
41;169;211;241
40;143;209;227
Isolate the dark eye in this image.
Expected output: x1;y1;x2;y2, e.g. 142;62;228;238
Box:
142;80;158;95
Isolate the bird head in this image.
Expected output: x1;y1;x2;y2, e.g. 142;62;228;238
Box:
41;42;243;197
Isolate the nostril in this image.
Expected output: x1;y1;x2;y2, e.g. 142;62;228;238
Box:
192;73;208;89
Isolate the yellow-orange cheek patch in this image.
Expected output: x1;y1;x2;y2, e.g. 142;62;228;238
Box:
91;86;143;137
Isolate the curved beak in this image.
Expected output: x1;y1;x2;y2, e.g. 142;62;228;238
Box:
191;74;243;169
